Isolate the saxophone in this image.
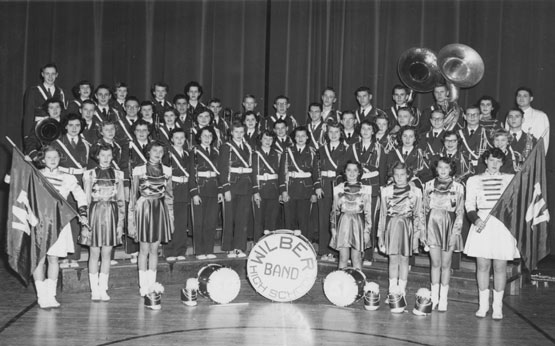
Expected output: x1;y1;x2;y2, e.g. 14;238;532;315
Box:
522;128;535;160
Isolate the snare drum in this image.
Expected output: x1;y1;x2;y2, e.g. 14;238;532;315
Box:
197;264;241;304
247;230;318;302
323;267;367;307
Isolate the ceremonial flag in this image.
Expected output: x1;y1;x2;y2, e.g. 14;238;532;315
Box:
488;140;550;270
6;146;77;284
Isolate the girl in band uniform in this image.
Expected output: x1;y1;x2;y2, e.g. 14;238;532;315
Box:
83;145;125;301
128;141;174;297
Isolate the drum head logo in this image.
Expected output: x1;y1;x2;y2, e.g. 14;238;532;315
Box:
247;233;317;302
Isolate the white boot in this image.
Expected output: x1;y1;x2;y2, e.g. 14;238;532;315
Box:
398;279;407;296
438;285;449;312
386;278;397;303
492;290;504;320
147;270;157;289
431;284;440;310
139;270;148;296
89;273;101;301
98;273;111;301
475;289;490;318
35;280;48;309
44;279;60;308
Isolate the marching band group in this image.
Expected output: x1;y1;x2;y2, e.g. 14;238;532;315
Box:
21;62;549;319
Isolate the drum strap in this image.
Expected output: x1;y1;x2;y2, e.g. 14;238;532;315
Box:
227;142;250;167
130;142;147;163
37;85;48;101
394;148;405;164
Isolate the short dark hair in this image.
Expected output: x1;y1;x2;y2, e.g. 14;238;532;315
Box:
441;130;460;145
290;126;310;145
341;160;363;182
42;98;64;113
396;125;418;147
242;111;259;124
184;81;203;98
208;98;221;105
125;96;140;106
274;95;289;104
515;86;533;98
195;126;217;145
194;107;214;125
173;94;188;104
355;86;372;96
40;63;58;73
81;99;96;109
163;108;179;118
62;113;85;134
112;81;128;93
391;161;413;179
431;156;457;177
71;80;93;99
170;127;186;138
132;119;151;133
151;82;169;95
308;102;323;112
391;84;409;95
482;147;507;164
94;84;111;95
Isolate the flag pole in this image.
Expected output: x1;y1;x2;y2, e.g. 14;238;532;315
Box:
5;136;80;218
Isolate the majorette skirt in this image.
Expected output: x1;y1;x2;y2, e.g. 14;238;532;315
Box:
384;215;414;257
134;196;173;243
425;209;463;252
89;200;121;247
464;210;520;260
330;213;370;251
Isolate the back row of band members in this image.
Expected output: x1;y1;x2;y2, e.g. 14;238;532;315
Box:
23;112;541;266
22;63;549;151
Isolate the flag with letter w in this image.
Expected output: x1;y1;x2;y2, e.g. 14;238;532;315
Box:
489;140;550;270
6;148;77;284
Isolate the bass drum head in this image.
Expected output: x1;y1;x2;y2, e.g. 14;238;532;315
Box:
198;264;241;304
323;267;367;307
247;230;318;302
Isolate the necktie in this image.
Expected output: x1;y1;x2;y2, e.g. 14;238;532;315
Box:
205;146;210;154
404;151;408;158
362;145;368;153
347;133;352;139
239;143;243;151
448;153;452;158
102;108;107;118
360;108;364;117
513;133;518;140
47;87;53;98
71;137;77;148
433;132;438;138
470;129;475;136
331;145;335;152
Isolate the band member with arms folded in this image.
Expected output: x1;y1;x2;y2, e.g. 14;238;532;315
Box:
348;119;386;265
33;146;88;309
162;128;191;262
190;126;223;260
252;130;281;241
378;162;424;302
128;141;174;297
318;121;349;262
279;126;322;239
219;121;253;258
83;145;125;301
330;161;373;270
464;148;518;320
422;157;464;312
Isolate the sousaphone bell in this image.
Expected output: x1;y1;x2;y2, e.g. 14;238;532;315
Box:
35;118;62;145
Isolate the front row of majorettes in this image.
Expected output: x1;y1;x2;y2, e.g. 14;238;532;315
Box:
22;79;547;320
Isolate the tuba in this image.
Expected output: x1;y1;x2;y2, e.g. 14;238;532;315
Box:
398;44;485;102
437;43;485;102
35;118;62;145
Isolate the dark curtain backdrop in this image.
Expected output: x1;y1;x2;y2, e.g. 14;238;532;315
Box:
1;0;555;251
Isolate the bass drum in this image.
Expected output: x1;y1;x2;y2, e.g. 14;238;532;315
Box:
247;229;318;302
197;263;241;304
323;267;367;307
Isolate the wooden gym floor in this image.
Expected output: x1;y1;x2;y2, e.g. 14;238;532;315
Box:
1;257;555;346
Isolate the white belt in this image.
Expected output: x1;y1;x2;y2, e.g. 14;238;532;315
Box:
35;116;48;122
257;173;278;181
172;176;189;183
361;171;379;179
58;167;85;175
288;172;311;178
321;170;336;177
197;171;218;178
230;167;253;174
